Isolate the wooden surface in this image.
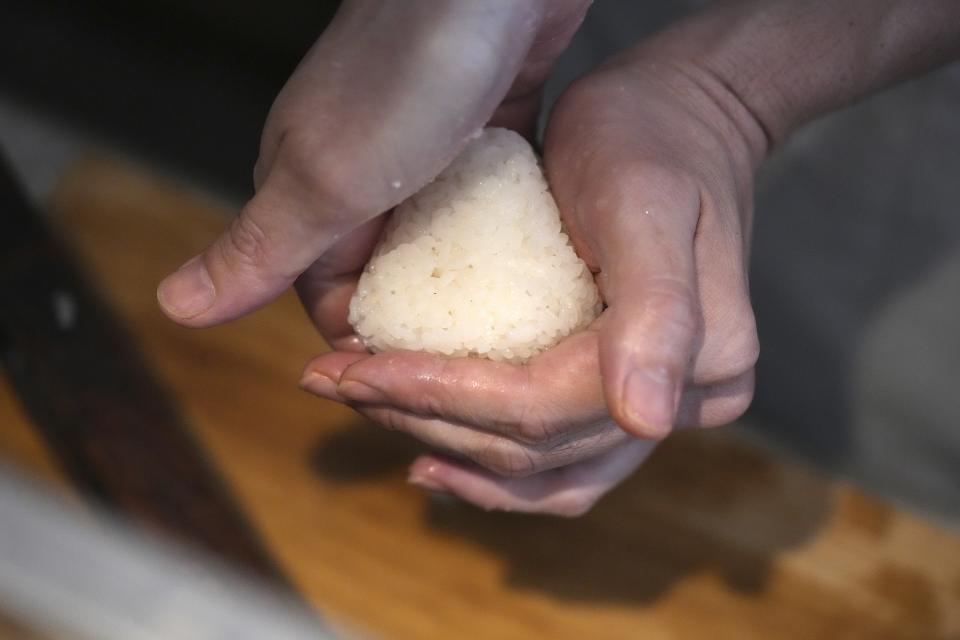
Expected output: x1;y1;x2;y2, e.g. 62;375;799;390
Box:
2;156;960;639
0;610;49;640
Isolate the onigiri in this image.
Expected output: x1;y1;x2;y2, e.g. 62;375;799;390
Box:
348;127;601;364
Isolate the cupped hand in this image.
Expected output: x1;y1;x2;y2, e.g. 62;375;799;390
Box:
156;0;590;329
301;48;765;516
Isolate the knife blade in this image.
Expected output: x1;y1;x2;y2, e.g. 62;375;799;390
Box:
0;151;293;592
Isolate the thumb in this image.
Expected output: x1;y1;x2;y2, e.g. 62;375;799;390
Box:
157;0;553;327
595;173;702;439
155;159;355;326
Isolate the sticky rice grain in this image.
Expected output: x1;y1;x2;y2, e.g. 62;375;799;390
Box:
348;127;601;364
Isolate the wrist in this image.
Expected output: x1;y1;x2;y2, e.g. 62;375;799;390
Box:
634;0;960;147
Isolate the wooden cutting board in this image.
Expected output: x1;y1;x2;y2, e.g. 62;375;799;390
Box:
1;156;958;640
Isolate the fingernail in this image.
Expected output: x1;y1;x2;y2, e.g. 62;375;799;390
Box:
338;380;387;404
299;371;341;401
621;367;677;438
157;256;216;319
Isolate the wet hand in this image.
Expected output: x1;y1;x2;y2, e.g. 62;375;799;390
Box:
303;49;763;516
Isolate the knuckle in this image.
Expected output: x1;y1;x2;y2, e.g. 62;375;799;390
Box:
513;368;551;444
433;359;462;417
641;281;700;340
712;390;754;426
714;303;760;378
421;390;447;421
728;389;754;421
695;285;758;384
222;214;271;271
274;129;366;215
515;413;553;445
377;411;401;433
492;367;556;445
729;324;760;375
512;395;556;446
702;374;756;428
476;439;539;478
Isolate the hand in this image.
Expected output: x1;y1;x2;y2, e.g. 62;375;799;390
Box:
156;0;590;331
301;48;763;516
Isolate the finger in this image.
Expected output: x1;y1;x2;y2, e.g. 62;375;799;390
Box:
602;178;701;439
302;328;608;444
301;374;751;478
551;146;703;439
488;0;591;139
306;375;749;434
674;371;755;429
290;0;594;343
302;346;751;436
298;351;370;402
157;1;551;328
407;439;655;517
295;216;386;351
682;181;759;385
348;404;628;478
156;163;356;327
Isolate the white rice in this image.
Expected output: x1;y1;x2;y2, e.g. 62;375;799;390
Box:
348;127;601;364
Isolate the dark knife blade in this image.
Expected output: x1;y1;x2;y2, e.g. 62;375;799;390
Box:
0;152;292;592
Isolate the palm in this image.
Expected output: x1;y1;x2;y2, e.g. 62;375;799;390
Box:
299;42;763;517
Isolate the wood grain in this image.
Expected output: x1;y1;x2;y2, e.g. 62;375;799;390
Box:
0;158;289;585
0;372;66;490
1;155;958;639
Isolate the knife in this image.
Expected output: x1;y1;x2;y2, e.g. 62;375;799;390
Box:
0;151;293;592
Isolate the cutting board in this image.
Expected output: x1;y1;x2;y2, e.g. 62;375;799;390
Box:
1;156;958;640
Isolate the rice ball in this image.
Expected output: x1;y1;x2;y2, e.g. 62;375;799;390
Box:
348;127;601;364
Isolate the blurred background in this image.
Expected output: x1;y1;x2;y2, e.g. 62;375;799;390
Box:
2;0;956;524
1;0;959;637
